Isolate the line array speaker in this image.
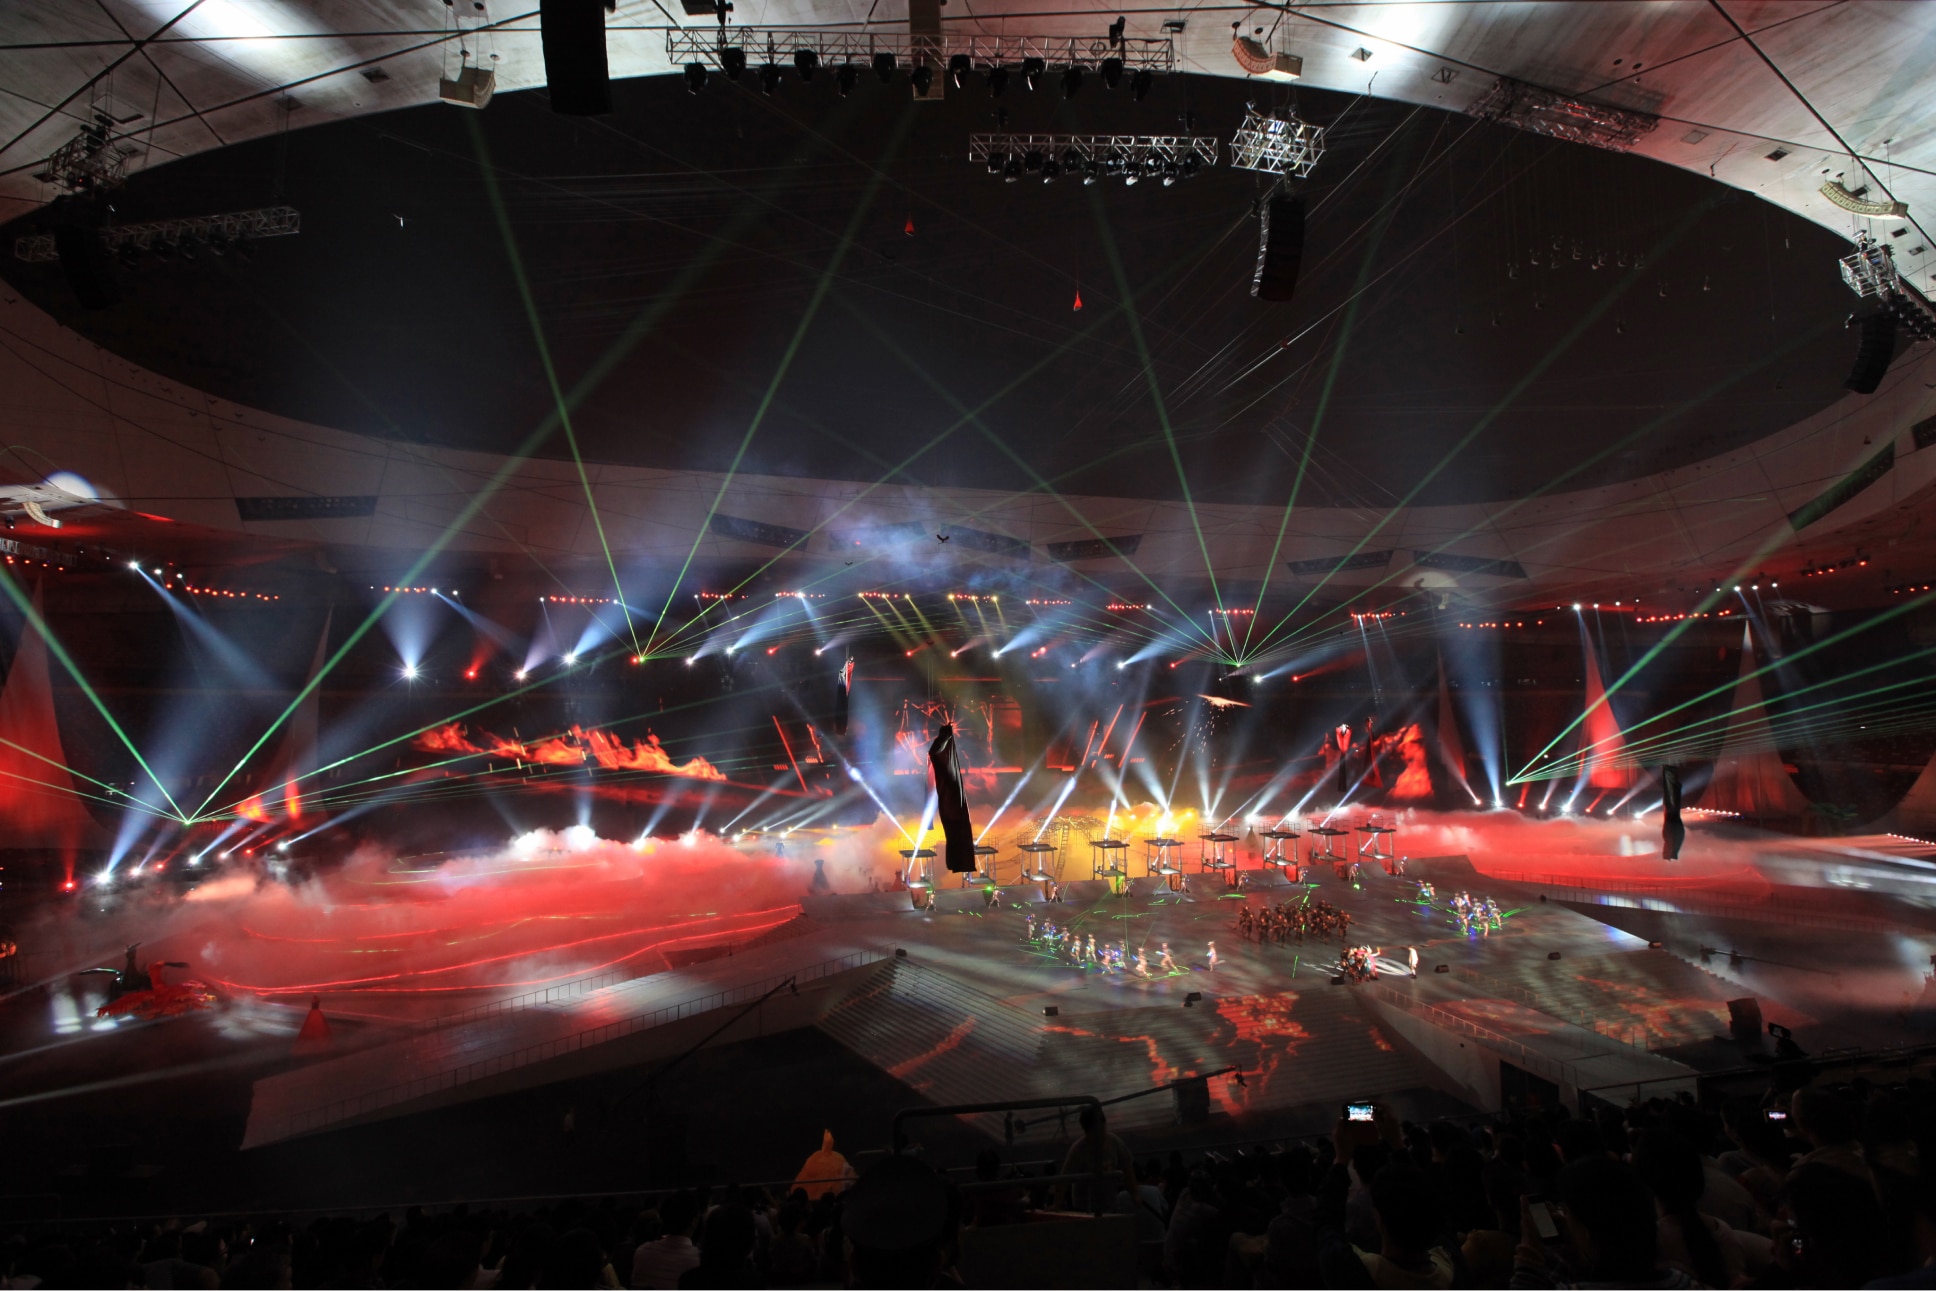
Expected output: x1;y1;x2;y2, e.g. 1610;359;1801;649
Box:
1844;311;1897;394
54;225;118;310
540;0;612;116
1251;194;1305;303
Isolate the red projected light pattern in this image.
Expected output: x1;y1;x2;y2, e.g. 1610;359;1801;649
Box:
417;723;727;781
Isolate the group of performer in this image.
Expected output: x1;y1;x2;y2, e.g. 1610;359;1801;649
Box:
1235;897;1354;945
1022;915;1193;978
1448;890;1504;937
1338;945;1383;983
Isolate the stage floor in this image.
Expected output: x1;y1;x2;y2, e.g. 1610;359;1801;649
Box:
5;810;1935;1212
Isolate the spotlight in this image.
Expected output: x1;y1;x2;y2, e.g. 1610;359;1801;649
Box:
1023;149;1044;173
1003;156;1023;182
909;64;933;96
1124;159;1145;184
987;65;1009;97
986;151;1007;175
1572;602;1582;610
872;52;896;83
685;656;696;666
1180;155;1200;180
837;62;860;96
683;62;707;93
1100;56;1124;89
948;53;972;89
1041;157;1060;182
1061;65;1084;97
402;664;418;679
793;48;818;79
515;669;529;680
1021;57;1045;90
564;652;578;665
1082;158;1101;184
1130;69;1153;100
760;62;782;94
1161;161;1179;186
720;46;747;79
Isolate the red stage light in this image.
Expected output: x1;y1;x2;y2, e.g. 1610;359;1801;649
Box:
464;668;478;680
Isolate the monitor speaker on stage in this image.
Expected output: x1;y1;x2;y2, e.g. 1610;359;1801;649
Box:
1250;195;1305;303
55;224;118;310
541;0;613;115
1844;312;1897;394
1727;997;1762;1044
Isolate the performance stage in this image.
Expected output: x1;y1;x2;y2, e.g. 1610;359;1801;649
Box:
7;806;1936;1214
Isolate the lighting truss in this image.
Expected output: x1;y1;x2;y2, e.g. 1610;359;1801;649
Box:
31;113;139;194
1840;234;1936;342
969;132;1215;184
1227;107;1325;179
13;206;301;264
665;28;1175;74
1464;77;1658;153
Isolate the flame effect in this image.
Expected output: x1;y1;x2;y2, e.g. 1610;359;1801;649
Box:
415;723;727;781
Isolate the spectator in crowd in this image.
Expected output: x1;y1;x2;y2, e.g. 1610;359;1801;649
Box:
677;1204;758;1289
1058;1105;1138;1214
841;1154;960;1290
631;1192;700;1290
1512;1156;1695;1290
792;1131;857;1201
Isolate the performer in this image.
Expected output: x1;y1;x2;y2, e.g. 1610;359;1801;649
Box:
1207;940;1219;971
1085;933;1098;966
1335;722;1354;796
1025;914;1036;941
1134;947;1150;977
1660;764;1685;861
1407;946;1419;977
924;888;937;913
1159;942;1176;974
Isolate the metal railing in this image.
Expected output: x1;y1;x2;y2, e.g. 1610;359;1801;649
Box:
267;950;888;1142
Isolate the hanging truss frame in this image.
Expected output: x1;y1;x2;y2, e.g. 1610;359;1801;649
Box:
666;28;1175;73
968;132;1217;171
14;206;301;264
1227;107;1326;178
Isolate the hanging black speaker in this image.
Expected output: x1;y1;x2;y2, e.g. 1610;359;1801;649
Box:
1844;311;1897;394
54;224;119;310
1251;194;1305;303
540;0;612;115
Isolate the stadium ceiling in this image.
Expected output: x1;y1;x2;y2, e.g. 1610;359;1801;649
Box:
0;1;1931;291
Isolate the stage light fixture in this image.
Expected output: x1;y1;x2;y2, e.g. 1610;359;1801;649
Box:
910;64;934;96
985;151;1007;175
1003;156;1023;182
760;62;782;94
1082;159;1101;184
1124;159;1144;184
1161;160;1179;186
987;65;1009;97
564;652;579;665
873;52;896;83
1022;57;1046;90
721;45;747;79
794;48;818;78
948;53;972;88
402;664;418;679
1100;57;1124;89
1023;149;1044;173
683;62;707;93
837;62;860;95
1131;68;1152;100
1061;65;1084;97
1040;158;1060;182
